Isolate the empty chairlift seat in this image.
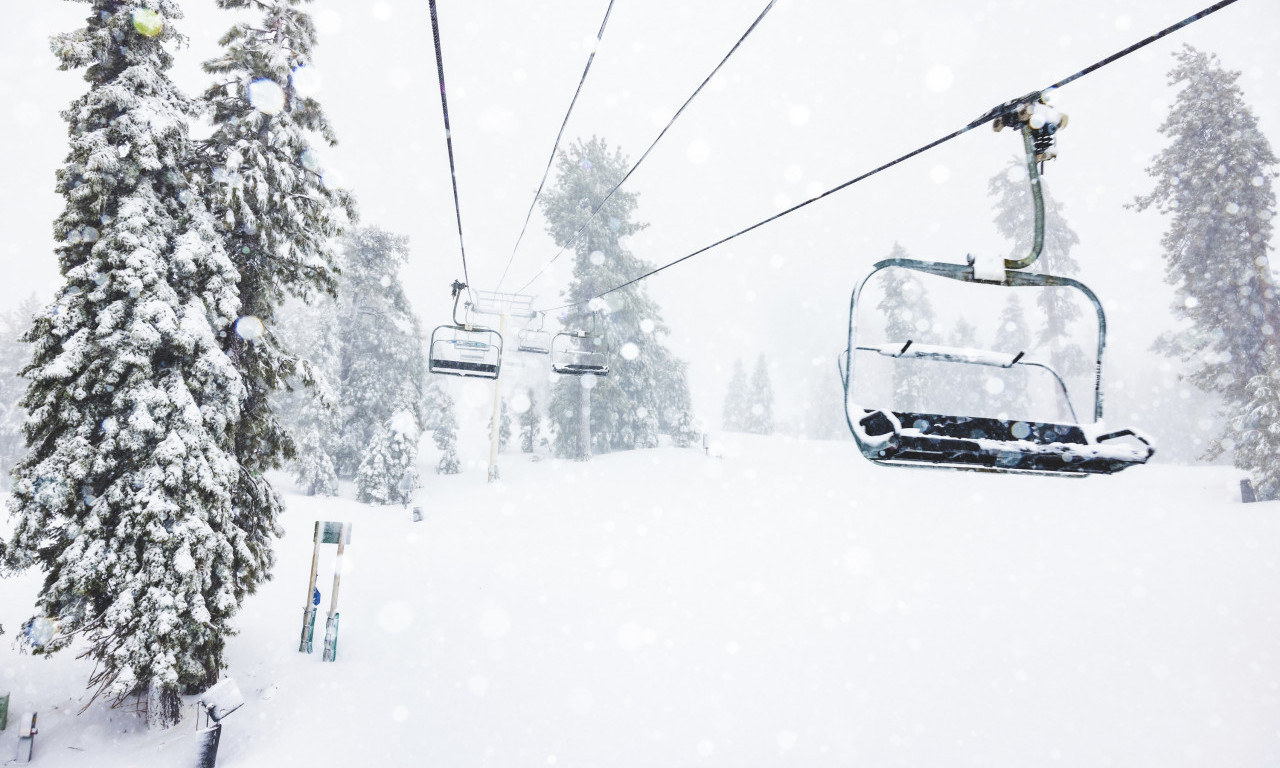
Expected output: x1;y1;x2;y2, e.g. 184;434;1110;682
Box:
517;328;552;355
430;325;503;379
840;258;1154;477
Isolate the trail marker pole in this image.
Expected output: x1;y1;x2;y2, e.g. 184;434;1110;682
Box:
322;526;349;662
16;712;36;763
297;521;351;660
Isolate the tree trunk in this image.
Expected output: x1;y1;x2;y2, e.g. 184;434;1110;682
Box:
147;680;182;730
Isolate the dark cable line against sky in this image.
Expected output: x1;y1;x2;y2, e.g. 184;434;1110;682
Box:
511;0;781;296
494;0;619;294
427;0;474;305
531;0;1245;313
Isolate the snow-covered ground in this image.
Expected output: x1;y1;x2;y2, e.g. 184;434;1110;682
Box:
2;436;1278;767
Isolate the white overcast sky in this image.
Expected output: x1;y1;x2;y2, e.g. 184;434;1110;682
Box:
2;0;1278;430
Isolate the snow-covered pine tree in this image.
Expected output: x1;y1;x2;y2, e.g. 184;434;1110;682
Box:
670;407;699;448
488;398;512;452
1133;45;1280;492
991;294;1032;418
330;227;425;478
540;137;693;458
988;154;1088;407
1233;354;1280;500
434;390;461;474
2;1;247;728
876;244;936;412
948;316;989;416
519;391;540;453
355;412;419;505
722;358;749;431
198;0;355;566
745;354;775;435
293;418;337;496
272;295;342;489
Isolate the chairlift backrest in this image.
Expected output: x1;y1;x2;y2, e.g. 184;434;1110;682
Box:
517;329;552;354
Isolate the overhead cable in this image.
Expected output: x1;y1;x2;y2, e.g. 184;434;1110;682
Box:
495;0;619;292
535;0;1244;313
516;0;780;296
427;0;473;301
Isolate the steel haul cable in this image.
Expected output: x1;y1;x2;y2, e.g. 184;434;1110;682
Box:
495;0;619;293
534;0;1244;313
427;0;473;303
515;0;780;296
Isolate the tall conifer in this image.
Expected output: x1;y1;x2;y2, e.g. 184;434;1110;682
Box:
3;1;244;727
198;0;356;581
1134;45;1279;494
540;138;693;457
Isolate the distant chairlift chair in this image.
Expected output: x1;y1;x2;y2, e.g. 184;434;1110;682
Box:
551;313;609;375
429;281;503;379
517;312;552;355
838;95;1153;476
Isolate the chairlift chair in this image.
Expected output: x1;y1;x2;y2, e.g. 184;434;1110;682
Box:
517;312;552;355
838;99;1153;476
429;281;504;379
551;313;609;375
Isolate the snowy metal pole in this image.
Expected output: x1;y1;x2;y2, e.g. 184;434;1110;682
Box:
487;313;506;482
299;521;321;652
322;530;347;662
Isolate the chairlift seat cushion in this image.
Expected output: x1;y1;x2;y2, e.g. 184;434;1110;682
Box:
430;359;499;377
858;409;1151;475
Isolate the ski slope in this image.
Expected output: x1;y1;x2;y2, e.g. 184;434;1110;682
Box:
2;435;1278;767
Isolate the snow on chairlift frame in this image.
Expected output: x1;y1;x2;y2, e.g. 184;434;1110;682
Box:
429;282;504;379
551;313;609;376
838;104;1153;476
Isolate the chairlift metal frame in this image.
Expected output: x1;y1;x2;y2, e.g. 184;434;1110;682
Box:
429;281;504;379
517;312;552;355
839;101;1153;476
551;312;610;376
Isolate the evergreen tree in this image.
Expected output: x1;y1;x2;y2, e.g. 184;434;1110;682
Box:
197;0;356;618
488;398;512;452
745;354;775;435
948;316;989;416
272;295;341;487
988;155;1088;394
991;294;1032;418
2;2;245;727
330;227;425;478
293;421;337;496
540;137;693;458
805;368;850;441
670;407;700;448
876;244;936;411
355;413;419;505
721;358;749;431
1233;357;1280;500
434;390;461;474
1133;45;1280;493
519;391;540;453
